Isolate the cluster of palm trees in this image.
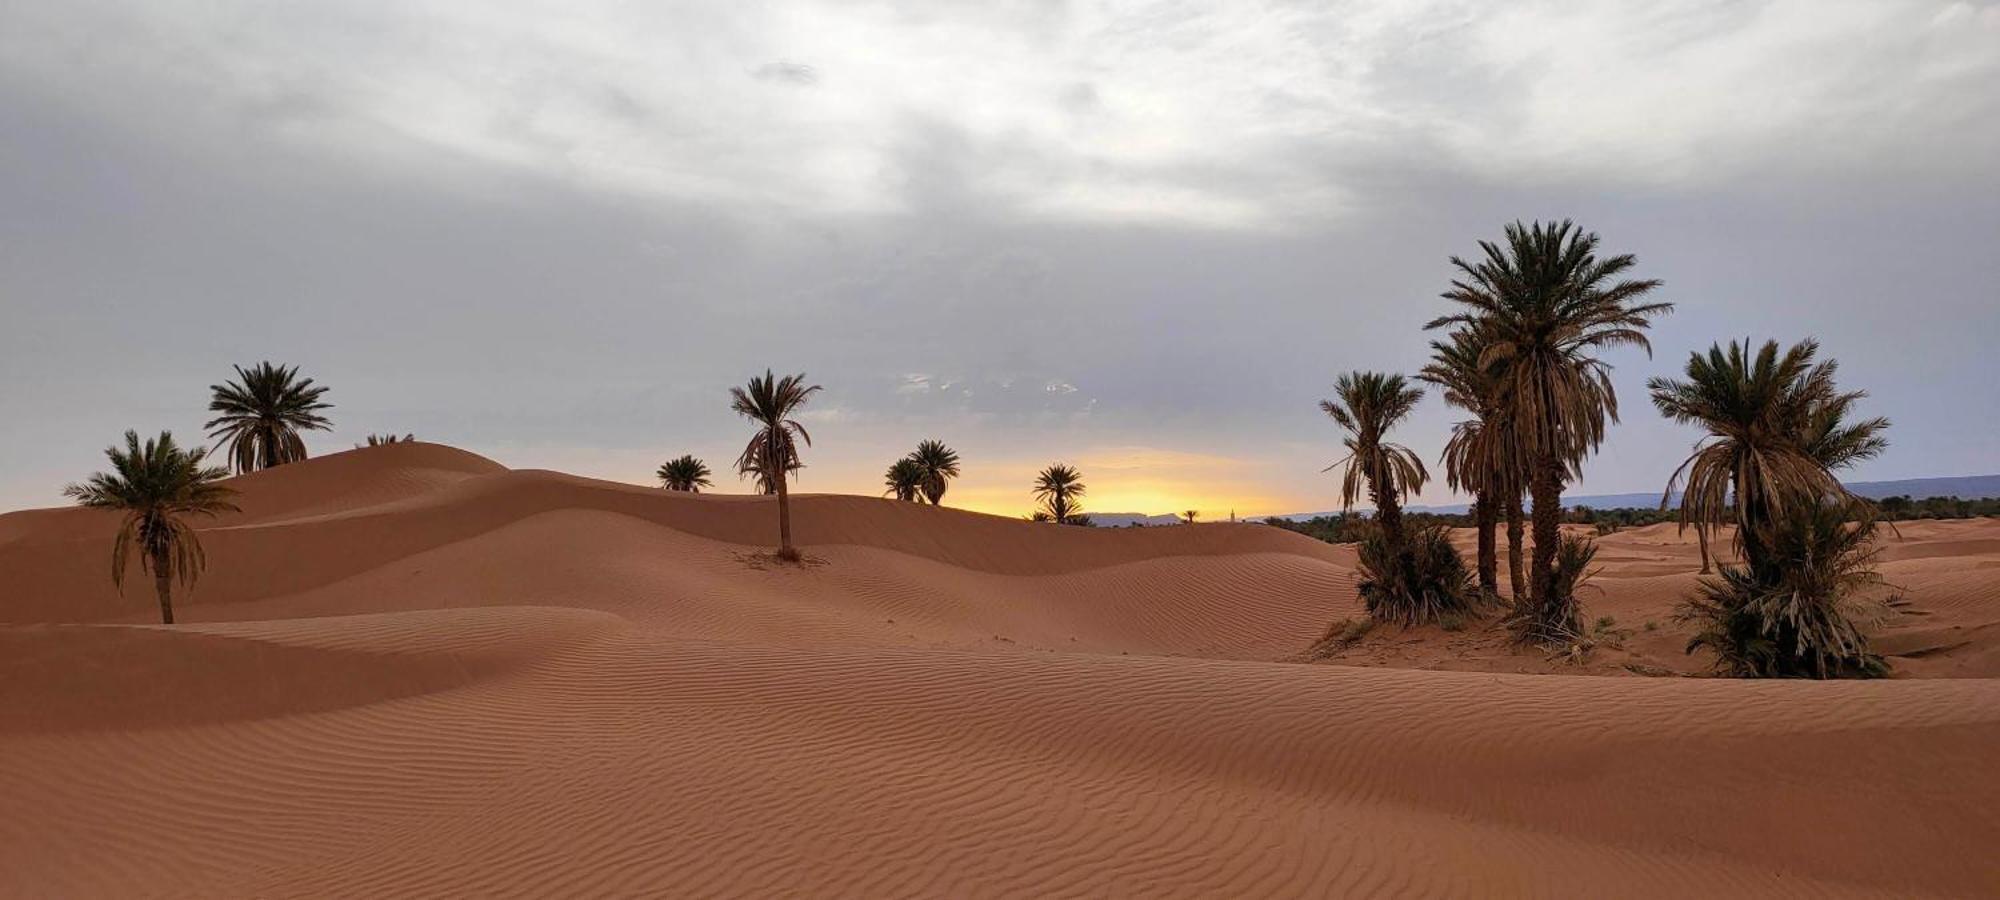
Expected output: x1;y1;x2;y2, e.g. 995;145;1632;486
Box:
67;362;337;623
883;440;961;504
1327;221;1670;641
1327;220;1892;676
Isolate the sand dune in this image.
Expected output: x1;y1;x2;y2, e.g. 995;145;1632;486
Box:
3;442;1998;896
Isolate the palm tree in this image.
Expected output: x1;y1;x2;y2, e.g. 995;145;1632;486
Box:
1678;498;1891;678
1648;339;1886;576
64;431;239;624
731;370;822;560
1319;371;1428;549
1653;340;1890;678
1182;509;1199;525
884;458;925;502
1430;220;1670;641
1033;464;1087;525
908;440;961;505
657;454;714;492
357;433;414;448
1420;328;1521;600
205;362;334;474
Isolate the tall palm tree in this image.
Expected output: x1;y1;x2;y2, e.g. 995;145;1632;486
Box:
657;454;714;492
205;362;334;474
1430;220;1670;641
908;440;961;505
884;458;925;502
1649;338;1886;576
731;370;822;560
1420;328;1521;600
1182;509;1199;525
1657;349;1891;679
1319;371;1428;550
1033;464;1086;525
64;431;239;624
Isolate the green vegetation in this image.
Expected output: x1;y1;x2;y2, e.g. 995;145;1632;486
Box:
206;361;333;474
1876;495;2000;519
64;431;239;624
1651;338;1892;677
357;433;414;447
1430;220;1670;643
1032;464;1088;525
1322;372;1477;626
1354;523;1482;626
731;370;822;561
657;455;714;493
1420;326;1520;602
907;440;961;505
884;458;924;502
1677;501;1891;678
1320;372;1428;550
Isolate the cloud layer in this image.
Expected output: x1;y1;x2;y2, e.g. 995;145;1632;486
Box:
2;1;1996;514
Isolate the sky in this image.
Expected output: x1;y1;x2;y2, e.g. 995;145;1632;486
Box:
2;0;1997;518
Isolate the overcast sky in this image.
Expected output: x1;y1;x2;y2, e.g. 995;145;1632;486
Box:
3;0;1997;517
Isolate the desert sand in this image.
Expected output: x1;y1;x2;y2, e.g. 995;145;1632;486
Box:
3;442;1996;897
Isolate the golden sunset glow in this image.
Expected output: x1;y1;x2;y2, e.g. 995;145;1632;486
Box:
901;446;1293;520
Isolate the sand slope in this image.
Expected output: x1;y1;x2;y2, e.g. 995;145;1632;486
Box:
3;443;1997;897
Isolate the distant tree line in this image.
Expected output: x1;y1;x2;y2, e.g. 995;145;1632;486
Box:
1266;494;1998;547
1875;495;2000;520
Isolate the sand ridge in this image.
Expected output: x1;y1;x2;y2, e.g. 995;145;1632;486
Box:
2;442;1997;897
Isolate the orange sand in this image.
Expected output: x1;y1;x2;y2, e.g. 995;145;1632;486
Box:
3;442;1996;896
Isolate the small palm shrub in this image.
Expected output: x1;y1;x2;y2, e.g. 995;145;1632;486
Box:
1355;523;1480;626
1503;534;1601;642
1677;500;1890;678
1550;534;1599;603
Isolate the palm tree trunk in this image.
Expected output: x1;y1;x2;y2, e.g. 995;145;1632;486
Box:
1734;468;1766;578
152;549;175;625
775;464;796;559
1527;452;1570;637
1505;484;1526;604
1370;478;1405;549
1474;494;1499;598
1696;525;1712;574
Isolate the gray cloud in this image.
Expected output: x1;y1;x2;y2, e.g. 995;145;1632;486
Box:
1;1;1996;513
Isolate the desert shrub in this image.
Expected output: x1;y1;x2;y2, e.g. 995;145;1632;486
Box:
1677;501;1891;679
1504;534;1601;643
1551;535;1600;604
1355;523;1482;626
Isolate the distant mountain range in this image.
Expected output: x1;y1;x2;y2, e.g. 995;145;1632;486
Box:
1090;474;2000;527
